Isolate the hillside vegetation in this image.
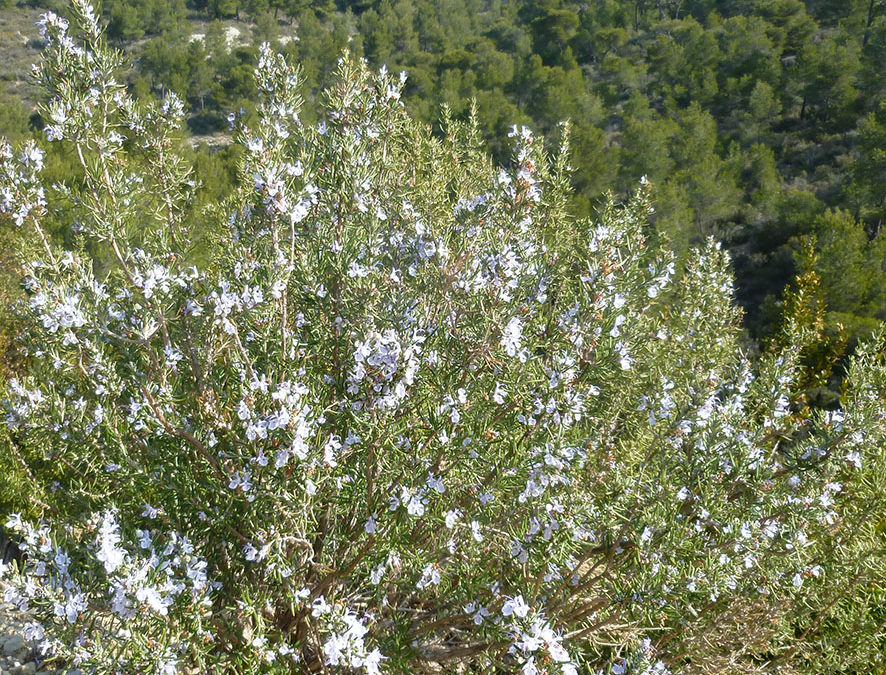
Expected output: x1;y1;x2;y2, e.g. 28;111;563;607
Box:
1;0;885;388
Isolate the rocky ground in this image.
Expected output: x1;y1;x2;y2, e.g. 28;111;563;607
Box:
0;586;72;675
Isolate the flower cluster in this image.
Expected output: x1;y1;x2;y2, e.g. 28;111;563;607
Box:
311;598;384;673
3;510;215;667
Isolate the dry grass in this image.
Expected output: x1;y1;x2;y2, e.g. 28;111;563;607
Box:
0;6;46;108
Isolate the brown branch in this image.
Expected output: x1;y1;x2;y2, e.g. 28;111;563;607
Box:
139;383;223;479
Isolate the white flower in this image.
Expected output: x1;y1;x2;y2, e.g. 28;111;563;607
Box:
501;317;523;357
95;511;126;574
417;563;441;589
22;622;43;642
511;541;529;563
426;474;445;494
493;381;508;404
136;529;152;549
158;652;178;675
311;596;330;617
502;594;530;619
370;563;385;585
136;586;170;615
522;657;539;675
406;496;425;517
228;470;253;492
323;435;342;467
364;649;385;674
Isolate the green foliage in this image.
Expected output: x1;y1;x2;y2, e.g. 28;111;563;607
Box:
813;209;886;317
797;28;861;127
852;101;886;221
103;0;186;40
0;86;30;143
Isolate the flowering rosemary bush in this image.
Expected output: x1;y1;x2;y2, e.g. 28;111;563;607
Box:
2;3;886;673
